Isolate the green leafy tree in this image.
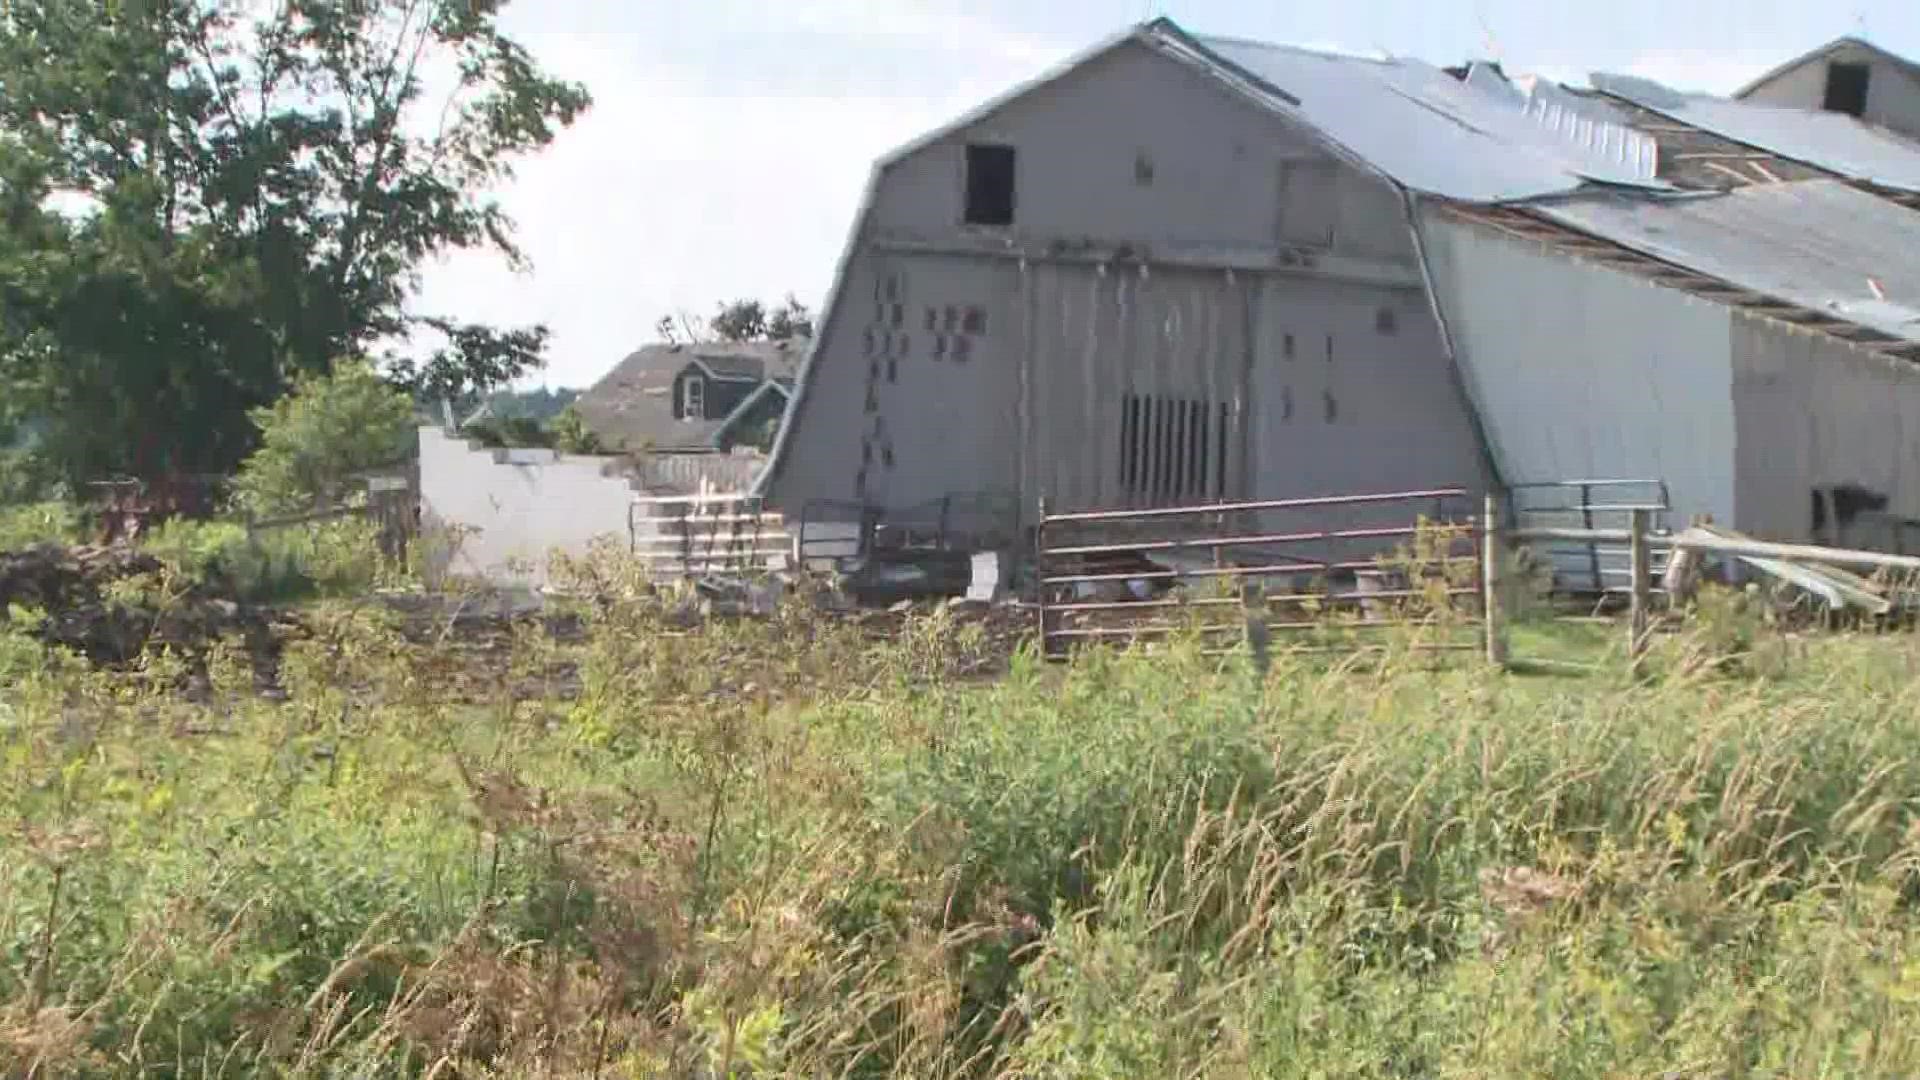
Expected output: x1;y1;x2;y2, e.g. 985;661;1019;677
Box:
550;404;602;454
700;295;812;343
0;0;590;485
710;299;767;343
233;361;414;514
766;294;814;341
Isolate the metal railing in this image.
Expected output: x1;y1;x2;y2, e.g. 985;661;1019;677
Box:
629;493;790;579
1034;488;1484;660
1507;479;1672;603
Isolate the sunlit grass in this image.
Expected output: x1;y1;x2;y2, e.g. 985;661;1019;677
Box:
4;552;1920;1076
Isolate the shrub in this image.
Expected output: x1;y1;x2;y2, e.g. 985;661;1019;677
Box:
233;361;414;515
141;515;391;602
0;500;81;550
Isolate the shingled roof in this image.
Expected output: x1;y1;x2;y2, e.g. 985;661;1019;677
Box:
574;339;805;451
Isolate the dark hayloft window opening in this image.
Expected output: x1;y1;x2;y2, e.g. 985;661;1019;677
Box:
1119;393;1229;504
965;144;1016;226
1825;62;1870;117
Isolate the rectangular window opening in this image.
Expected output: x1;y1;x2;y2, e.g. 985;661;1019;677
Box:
681;377;705;420
1119;392;1226;504
1825;62;1870;117
964;144;1016;226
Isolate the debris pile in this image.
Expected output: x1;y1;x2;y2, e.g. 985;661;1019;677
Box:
0;543;263;665
1664;523;1920;621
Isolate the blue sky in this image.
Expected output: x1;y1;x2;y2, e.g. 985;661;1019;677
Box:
413;0;1920;390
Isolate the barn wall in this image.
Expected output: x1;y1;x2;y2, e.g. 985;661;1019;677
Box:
1740;44;1920;140
764;37;1456;531
1244;276;1488;519
1021;262;1252;513
761;251;1024;527
1420;215;1740;528
767;249;1482;532
1731;317;1920;549
869;39;1413;261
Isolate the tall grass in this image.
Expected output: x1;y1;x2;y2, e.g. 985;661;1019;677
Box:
3;568;1920;1076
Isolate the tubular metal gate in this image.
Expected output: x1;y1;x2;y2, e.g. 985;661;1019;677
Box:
1506;480;1672;609
1034;488;1485;659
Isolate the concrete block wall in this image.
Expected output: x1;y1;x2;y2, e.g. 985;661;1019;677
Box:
417;425;642;587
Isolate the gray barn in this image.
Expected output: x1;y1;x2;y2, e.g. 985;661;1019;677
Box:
757;21;1920;554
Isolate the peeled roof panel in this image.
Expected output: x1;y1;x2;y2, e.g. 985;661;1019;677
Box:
1534;179;1920;344
1591;72;1920;194
1192;34;1665;201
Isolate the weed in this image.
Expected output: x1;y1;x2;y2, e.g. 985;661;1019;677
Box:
2;544;1920;1076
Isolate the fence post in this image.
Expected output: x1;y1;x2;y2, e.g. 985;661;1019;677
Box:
1482;490;1508;668
1242;580;1271;677
1034;497;1050;659
1628;506;1651;675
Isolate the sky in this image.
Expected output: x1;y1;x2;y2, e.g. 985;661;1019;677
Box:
412;0;1920;390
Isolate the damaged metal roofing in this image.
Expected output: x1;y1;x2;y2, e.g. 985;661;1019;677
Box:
1154;24;1667;202
1589;72;1920;194
1531;179;1920;344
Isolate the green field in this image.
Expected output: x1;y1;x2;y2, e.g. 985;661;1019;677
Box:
5;567;1920;1077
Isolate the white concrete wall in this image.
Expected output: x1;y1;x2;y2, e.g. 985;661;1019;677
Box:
417;425;639;586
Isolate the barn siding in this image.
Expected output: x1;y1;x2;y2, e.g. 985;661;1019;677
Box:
1245;275;1487;523
1740;43;1920;140
868;39;1413;261
1420;213;1740;529
1020;262;1252;513
1731;316;1920;547
766;37;1450;527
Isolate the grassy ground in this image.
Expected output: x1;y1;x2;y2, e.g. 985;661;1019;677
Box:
4;560;1920;1076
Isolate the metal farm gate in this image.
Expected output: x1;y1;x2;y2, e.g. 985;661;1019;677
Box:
1033;488;1487;660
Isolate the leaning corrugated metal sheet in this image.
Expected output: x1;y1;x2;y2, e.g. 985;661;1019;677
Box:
1591;72;1920;194
1534;179;1920;344
1417;208;1741;529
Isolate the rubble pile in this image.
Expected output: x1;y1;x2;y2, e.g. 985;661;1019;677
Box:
0;543;269;666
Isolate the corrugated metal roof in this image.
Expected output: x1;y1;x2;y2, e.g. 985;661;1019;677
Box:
1173;28;1665;202
1533;179;1920;344
1590;72;1920;194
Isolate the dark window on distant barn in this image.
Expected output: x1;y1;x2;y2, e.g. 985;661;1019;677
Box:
1825;62;1870;117
1119;394;1229;503
964;144;1016;226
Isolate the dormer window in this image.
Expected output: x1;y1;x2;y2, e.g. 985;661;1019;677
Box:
680;375;704;420
1824;61;1870;117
